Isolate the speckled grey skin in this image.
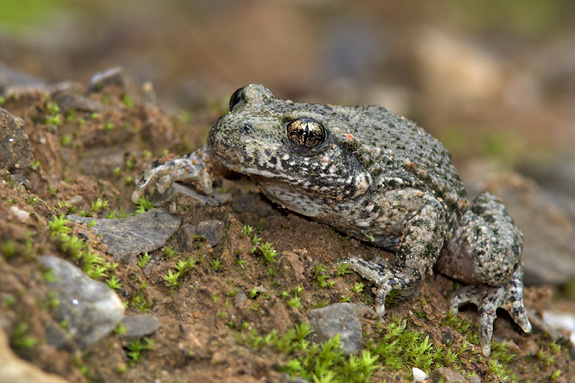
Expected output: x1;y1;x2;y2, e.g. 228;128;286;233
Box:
132;84;532;356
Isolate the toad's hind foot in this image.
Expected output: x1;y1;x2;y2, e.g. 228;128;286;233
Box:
449;265;532;356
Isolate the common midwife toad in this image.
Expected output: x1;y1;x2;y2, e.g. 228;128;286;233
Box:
132;84;532;356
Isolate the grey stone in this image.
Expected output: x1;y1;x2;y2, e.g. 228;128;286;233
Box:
120;314;161;341
234;290;248;309
174;220;226;250
307;303;362;355
86;67;125;93
430;367;469;383
196;220;225;247
39;255;125;350
66;195;84;206
51;89;104;113
485;174;575;285
67;208;181;260
175;224;197;251
284;376;310;383
0;60;46;93
44;320;77;352
0;107;33;172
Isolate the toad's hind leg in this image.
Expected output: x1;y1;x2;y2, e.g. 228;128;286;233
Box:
344;191;446;316
440;191;532;356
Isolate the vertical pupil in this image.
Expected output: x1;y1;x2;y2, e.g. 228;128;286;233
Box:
302;123;311;145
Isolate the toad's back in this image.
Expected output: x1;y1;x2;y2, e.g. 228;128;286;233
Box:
331;104;467;212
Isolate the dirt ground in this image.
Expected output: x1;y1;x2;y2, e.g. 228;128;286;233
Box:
0;80;573;383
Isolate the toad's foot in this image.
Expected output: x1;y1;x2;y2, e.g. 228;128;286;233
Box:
449;265;532;356
131;145;212;203
343;257;422;316
343;258;390;315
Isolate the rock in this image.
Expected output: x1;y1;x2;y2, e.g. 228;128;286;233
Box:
234;290;248;309
0;60;46;94
430;367;469;383
285;377;310;383
281;251;306;282
8;205;31;223
66;195;83;206
485;173;575;285
51;89;104;113
519;158;575;228
307;303;362;355
412;367;429;382
67;208;181;260
528;311;572;353
120;314;162;341
542;311;575;345
86;67;125;93
44;320;76;352
141;81;157;105
176;224;197;251
176;220;225;250
0;326;69;383
196;220;225;247
0;107;33;172
39;255;125;350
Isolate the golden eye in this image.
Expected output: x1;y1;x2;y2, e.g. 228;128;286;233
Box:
286;118;326;148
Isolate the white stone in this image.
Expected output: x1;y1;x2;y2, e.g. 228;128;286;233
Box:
9;206;30;223
543;311;575;344
412;367;429;382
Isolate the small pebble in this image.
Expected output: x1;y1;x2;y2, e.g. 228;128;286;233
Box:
86;67;125;93
412;367;429;382
308;303;362;355
8;206;30;223
196;220;225;247
120;314;162;341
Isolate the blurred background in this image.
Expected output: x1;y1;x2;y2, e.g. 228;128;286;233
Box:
1;0;574;197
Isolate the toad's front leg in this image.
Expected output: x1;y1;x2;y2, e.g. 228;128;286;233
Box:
343;189;446;316
131;145;213;203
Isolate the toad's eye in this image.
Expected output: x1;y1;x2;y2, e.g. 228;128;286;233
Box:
286;118;326;148
229;87;244;111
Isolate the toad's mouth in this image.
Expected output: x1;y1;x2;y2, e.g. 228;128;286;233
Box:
210;148;331;201
209;136;303;183
213;150;305;187
211;144;372;201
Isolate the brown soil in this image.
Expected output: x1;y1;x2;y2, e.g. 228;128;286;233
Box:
0;83;573;383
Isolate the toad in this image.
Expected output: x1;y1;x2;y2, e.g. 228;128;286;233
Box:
132;84;531;355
